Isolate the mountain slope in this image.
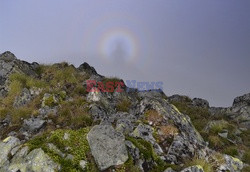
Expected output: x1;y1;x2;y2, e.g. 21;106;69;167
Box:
0;51;248;172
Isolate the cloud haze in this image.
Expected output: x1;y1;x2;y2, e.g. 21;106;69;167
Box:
1;0;250;106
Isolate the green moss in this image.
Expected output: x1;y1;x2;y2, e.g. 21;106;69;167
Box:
44;95;57;107
117;155;140;172
27;128;91;172
126;137;169;171
126;137;153;160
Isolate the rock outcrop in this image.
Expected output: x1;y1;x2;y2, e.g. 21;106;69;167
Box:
87;125;128;170
0;51;247;172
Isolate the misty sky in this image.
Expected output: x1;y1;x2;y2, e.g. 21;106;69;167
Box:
1;0;250;107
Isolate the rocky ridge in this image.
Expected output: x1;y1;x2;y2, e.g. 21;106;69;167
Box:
0;51;248;172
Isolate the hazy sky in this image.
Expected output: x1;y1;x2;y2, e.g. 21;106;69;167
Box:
1;0;250;107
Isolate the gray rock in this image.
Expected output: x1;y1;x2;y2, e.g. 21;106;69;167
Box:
87;125;128;170
218;129;228;139
168;94;192;103
0;51;16;61
233;93;250;107
63;133;70;140
0;136;21;166
13;88;32;108
47;143;65;158
65;154;74;161
79;160;87;170
78;62;98;75
125;141;140;161
7;148;61;172
218;155;243;172
131;123;155;142
192;98;209;108
164;167;176;172
87;89;101;102
180;165;204;172
138;97;206;164
22;117;46;132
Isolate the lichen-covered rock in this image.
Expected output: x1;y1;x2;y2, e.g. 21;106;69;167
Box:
137;97;207;164
13;88;33;108
180;165;204;172
218;155;243;172
0;136;21;166
7;148;60;172
22;117;46;133
87;125;128;170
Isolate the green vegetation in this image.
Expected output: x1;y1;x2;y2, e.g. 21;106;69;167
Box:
242;166;250;172
222;146;239;157
116;155;141;172
27;128;97;172
52;96;92;129
116;98;131;112
170;101;212;132
243;149;250;164
126;136;171;172
170;100;240;154
184;158;213;172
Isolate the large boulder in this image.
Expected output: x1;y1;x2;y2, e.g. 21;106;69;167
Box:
0;136;21;166
87;125;128;170
218;155;243;172
6;148;60;172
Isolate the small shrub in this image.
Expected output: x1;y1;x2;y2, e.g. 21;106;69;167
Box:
243;149;250;164
223;146;239;157
0;107;9;120
240;129;250;147
116;98;131;112
208;135;224;149
126;136;169;171
11;107;33;125
209;121;229;135
56;97;92;128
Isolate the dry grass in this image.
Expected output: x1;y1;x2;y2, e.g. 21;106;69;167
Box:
116;98;131;112
144;109;163;125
